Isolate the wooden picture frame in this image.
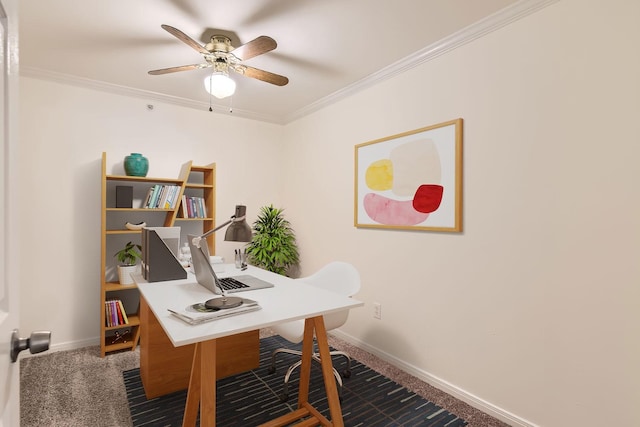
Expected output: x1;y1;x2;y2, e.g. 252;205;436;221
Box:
354;118;463;232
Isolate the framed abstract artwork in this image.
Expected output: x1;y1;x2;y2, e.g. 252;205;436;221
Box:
354;118;463;232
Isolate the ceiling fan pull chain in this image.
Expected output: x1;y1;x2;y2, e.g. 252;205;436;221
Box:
209;80;213;112
229;96;233;113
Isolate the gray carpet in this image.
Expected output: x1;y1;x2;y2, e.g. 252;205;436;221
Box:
20;330;509;427
20;345;139;427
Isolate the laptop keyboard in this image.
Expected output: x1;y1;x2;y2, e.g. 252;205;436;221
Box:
217;277;250;291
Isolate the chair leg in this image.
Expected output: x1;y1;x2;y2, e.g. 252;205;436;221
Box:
329;350;352;378
268;341;352;402
269;346;351;376
279;354;344;403
268;348;302;374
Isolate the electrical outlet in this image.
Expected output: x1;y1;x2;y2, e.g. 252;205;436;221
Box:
373;302;382;319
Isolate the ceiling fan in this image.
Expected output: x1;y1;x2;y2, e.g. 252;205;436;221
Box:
148;24;289;90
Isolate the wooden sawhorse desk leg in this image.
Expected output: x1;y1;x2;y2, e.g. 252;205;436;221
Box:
182;339;217;427
180;316;344;427
260;316;345;427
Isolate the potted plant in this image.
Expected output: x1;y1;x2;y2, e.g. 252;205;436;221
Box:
114;241;142;285
245;205;300;276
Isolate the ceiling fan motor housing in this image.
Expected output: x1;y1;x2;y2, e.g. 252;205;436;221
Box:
206;35;233;53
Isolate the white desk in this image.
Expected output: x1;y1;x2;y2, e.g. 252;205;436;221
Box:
136;264;363;427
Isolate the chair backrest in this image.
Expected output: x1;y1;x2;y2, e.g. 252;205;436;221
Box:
297;261;361;331
301;261;360;296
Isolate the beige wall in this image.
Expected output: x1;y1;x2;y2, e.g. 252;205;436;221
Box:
17;1;640;426
18;77;284;350
280;1;640;426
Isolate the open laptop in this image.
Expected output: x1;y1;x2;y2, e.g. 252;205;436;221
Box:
188;234;274;295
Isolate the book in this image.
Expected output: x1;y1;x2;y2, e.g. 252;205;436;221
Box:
110;300;117;326
178;195;207;218
105;299;129;326
181;195;188;218
187;197;195;218
166;185;179;209
148;185;161;208
105;301;111;326
200;197;207;218
106;300;116;327
142;186;154;208
115;300;124;325
168;298;261;325
162;186;172;209
157;185;168;208
118;300;129;324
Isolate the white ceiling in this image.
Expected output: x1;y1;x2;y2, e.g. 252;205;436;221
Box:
19;0;527;124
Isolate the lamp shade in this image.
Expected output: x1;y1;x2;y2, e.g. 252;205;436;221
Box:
204;73;236;99
224;205;252;242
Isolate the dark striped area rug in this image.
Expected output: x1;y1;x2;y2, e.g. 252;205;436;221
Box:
124;335;467;426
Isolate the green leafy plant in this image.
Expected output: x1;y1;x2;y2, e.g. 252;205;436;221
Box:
245;205;300;276
114;241;142;266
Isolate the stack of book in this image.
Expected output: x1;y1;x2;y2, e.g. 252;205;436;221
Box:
180;195;207;218
105;299;129;327
142;184;181;209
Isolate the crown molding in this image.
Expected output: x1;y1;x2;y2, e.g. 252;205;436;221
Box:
285;0;559;123
19;66;283;124
21;0;558;125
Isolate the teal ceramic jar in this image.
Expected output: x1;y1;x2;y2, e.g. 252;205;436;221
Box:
124;153;149;177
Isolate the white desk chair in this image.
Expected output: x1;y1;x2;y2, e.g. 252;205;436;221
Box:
267;261;361;401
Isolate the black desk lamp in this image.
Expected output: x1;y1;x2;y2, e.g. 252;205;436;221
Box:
190;205;252;309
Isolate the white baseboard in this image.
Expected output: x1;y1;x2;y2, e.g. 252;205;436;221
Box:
20;337;100;359
330;329;538;427
49;337;100;353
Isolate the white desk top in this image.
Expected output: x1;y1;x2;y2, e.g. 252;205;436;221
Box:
135;264;363;347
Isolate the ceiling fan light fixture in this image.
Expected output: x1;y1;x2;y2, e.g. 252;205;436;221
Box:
204;73;236;99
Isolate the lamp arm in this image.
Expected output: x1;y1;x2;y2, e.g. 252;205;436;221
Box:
200;218;233;239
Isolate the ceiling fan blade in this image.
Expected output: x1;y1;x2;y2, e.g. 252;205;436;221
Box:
161;24;209;55
241;65;289;86
231;36;277;61
148;63;209;75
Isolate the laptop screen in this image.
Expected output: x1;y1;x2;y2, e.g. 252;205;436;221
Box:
188;234;223;295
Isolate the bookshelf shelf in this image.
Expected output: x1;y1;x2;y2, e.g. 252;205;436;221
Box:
106;208;175;212
100;152;216;357
103;339;139;354
106;174;184;184
103;282;137;292
105;229;142;235
185;183;213;189
105;315;140;331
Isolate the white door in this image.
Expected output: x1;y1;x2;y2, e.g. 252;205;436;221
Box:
0;0;20;425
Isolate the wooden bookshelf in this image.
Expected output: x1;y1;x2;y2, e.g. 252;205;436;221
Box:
100;152;216;357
